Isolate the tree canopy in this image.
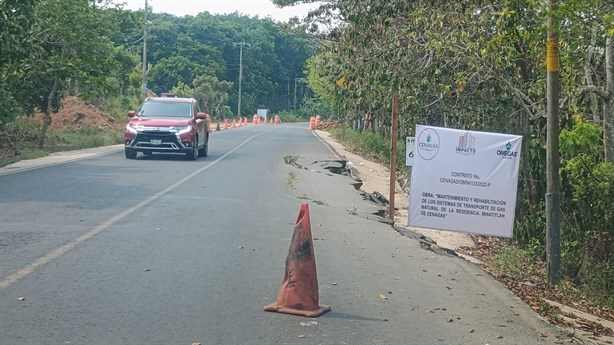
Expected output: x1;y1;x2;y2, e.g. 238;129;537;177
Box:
0;0;315;131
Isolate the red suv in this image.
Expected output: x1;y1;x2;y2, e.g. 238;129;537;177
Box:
124;97;210;160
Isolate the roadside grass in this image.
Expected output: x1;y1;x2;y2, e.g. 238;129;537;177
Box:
48;127;123;151
0;119;123;168
330;126;408;176
489;245;538;278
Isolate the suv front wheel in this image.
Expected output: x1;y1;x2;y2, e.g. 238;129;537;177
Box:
198;135;208;157
125;147;137;159
186;140;198;160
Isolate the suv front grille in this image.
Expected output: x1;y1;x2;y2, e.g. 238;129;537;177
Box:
132;131;183;150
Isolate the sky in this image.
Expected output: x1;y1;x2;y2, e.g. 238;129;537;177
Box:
113;0;317;22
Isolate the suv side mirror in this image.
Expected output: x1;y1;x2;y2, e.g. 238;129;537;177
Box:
196;112;208;120
128;110;136;118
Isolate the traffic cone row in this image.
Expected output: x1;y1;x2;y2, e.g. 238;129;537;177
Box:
216;115;283;131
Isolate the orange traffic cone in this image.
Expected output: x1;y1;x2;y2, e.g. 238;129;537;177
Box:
264;204;331;317
224;119;228;130
232;119;237;128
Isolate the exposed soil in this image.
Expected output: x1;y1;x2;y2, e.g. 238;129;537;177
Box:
33;97;119;132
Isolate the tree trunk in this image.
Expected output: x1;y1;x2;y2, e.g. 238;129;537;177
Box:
38;77;59;149
585;27;601;124
604;36;613;163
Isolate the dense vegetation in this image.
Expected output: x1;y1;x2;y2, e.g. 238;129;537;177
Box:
277;0;613;305
0;0;316;148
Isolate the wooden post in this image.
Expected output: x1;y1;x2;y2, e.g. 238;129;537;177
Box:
389;94;399;220
546;0;561;284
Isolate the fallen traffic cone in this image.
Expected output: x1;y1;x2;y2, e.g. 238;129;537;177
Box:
264;204;330;317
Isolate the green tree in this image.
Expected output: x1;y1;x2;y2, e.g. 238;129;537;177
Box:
148;56;206;94
0;0;41;127
13;0;116;148
191;75;234;120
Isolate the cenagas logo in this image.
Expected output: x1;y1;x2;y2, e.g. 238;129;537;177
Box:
417;128;440;160
497;141;518;159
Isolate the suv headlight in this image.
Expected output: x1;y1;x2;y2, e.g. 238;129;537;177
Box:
175;125;191;135
126;123;138;134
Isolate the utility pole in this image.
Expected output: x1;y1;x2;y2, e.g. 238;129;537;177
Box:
389;94;399;220
546;0;561;285
294;78;306;110
235;42;249;118
294;78;298;110
141;0;148;97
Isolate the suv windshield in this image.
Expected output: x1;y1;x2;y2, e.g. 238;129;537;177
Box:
138;101;192;118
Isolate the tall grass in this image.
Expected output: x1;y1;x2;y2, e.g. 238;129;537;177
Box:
46;127;123;151
330;126;407;174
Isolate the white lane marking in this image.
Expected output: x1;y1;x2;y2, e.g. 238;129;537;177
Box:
0;132;266;291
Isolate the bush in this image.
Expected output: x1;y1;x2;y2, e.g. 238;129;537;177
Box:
559;121;613;304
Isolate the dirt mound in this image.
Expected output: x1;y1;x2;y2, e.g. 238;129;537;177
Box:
31;96;120;132
0;97;122;163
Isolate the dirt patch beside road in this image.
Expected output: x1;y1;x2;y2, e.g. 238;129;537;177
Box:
28;96;120;132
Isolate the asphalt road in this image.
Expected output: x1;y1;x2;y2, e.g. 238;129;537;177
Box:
0;123;571;344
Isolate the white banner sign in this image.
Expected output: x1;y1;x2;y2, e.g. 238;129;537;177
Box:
408;125;523;237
